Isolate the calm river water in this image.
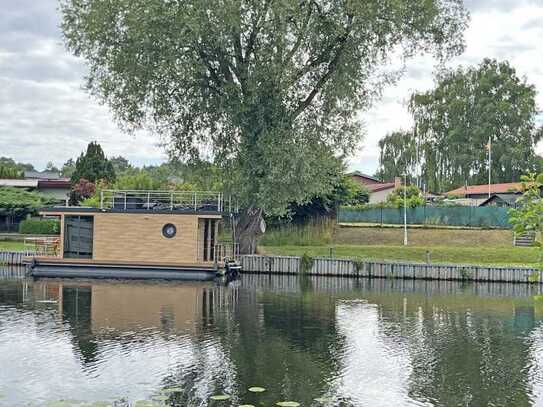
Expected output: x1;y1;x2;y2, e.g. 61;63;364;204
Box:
2;267;543;406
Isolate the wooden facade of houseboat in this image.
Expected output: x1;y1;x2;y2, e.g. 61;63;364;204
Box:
26;190;239;280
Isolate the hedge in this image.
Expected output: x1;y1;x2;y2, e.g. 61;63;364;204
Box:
19;219;60;235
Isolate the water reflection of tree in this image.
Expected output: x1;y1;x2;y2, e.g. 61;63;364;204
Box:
206;283;343;406
376;294;539;406
0;280;25;306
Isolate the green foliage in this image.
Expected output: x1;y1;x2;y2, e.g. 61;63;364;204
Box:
60;158;76;178
509;173;543;239
508;174;543;274
376;130;417;182
19;219;60;235
130;159;223;191
114;171;164;190
300;253;314;274
379;59;542;192
0;187;55;216
458;268;472;281
0;165;23;179
0;157;34;173
71;142;115;184
281;175;369;222
80;170;198;207
387;185;424;208
336;177;370;206
110;156;132;174
528;271;540;284
352;259;365;274
61;0;467;215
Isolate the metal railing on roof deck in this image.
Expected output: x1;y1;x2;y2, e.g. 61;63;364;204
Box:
99;190;224;212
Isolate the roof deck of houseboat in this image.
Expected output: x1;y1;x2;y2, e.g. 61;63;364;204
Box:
43;190;231;214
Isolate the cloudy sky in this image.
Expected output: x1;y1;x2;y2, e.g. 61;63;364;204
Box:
1;0;542;173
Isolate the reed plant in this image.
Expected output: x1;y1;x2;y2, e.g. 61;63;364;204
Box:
259;218;335;246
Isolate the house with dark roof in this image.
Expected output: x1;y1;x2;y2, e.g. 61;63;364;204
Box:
349;171;401;204
479;194;520;207
1;171;71;201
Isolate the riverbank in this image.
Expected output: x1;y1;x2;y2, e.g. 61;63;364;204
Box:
0;241;25;251
259;222;537;267
260;245;538;267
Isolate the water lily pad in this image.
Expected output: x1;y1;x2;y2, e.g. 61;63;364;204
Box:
314;397;335;404
134;401;161;407
239;405;255;407
46;400;84;407
151;395;169;401
162;387;183;393
248;387;266;393
210;395;231;401
276;402;300;407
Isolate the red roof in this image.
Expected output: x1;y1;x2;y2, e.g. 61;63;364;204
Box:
366;182;396;192
446;182;525;196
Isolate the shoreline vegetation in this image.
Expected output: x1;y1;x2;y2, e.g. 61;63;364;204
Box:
0;241;25;251
0;222;536;267
259;221;538;267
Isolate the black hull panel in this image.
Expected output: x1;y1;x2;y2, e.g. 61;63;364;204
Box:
29;263;218;281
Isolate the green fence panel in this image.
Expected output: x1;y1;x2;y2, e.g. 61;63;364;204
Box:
338;206;511;228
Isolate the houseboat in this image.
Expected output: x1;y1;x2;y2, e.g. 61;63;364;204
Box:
25;190;240;281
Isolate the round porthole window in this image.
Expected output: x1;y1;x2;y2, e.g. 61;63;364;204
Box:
162;223;177;238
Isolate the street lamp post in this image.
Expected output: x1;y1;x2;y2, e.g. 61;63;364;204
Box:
403;173;408;246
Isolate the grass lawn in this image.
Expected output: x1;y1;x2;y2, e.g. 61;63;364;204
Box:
0;241;26;251
260;244;541;267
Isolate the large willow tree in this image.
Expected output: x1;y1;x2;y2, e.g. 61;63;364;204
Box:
376;130;418;182
379;59;542;193
61;0;468;252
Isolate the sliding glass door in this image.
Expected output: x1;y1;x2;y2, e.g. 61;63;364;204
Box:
64;216;94;259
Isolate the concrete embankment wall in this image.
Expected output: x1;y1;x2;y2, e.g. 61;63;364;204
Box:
240;255;540;284
2;250;539;284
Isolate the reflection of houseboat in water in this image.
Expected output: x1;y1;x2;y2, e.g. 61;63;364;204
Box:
28;280;238;336
25;190;240;280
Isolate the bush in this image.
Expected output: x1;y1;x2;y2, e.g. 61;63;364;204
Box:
19;219;60;235
387;185;424;208
0;186;55;215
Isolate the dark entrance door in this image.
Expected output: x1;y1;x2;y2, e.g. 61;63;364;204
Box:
64;216;94;259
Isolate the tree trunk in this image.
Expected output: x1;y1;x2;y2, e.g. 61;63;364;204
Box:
233;207;265;254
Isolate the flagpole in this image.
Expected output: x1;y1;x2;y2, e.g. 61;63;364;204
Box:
488;136;492;198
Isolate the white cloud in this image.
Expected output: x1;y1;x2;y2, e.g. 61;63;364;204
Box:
0;1;542;173
350;2;543;176
0;0;165;170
